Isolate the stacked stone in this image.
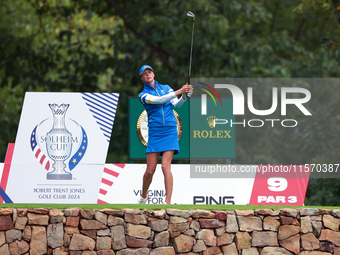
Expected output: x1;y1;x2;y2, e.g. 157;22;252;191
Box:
1;208;340;254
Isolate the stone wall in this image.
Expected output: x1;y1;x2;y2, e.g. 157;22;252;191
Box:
0;208;340;255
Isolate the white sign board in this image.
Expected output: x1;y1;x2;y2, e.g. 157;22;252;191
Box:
4;92;119;203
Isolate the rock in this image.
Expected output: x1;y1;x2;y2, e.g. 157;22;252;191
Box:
47;222;63;249
216;232;234;246
215;226;226;237
123;209;141;215
0;216;14;230
27;213;49;225
319;229;340;246
312;221;322;237
64;226;80;234
226;214;238;233
152;209;166;219
237;216;262;232
190;220;200;232
251;231;278;247
125;236;153;248
172;234;195;253
64;232;71;246
323;215;340;231
80;219;107;230
97;236;112;250
166;209;192;218
255;209;280;216
15;217;27;230
183;229;195;236
125;214;147;225
153;231;169;247
214;211;228;221
168;223;189;232
199;219;225;229
111;225;127;250
27;208;49;215
63;208;80;217
221;243;238;255
49;209;64;223
80;209;95;219
22;226;31;241
263;217;280;231
280;216;294;225
108;215;125;226
310;215;322;221
0;244;10;255
97;251;115;255
80;230;97;240
202;246;222;255
66;217;80;227
319;242;335;252
235;231;251;250
278;225;300;240
169;216;187;224
279;234;300;254
299;208;320;216
242;247;259;255
30;226;47;255
69;233;95;251
95;211;108;225
0;231;5;246
235;210;254;216
196;229;216;246
301;216;313;234
98;228;111;236
126;223;151;239
192;210;215;219
17;209;27;217
150;246;175;255
5;229;21;243
9;240;29;255
0;209;13;216
301;233;320;251
116;248;149;255
192;240;206;252
100;209;125;217
148;218;168;232
280;209;298;218
261;247;294;255
299;252;332;255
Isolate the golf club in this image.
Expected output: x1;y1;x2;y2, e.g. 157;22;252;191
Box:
187;11;195;97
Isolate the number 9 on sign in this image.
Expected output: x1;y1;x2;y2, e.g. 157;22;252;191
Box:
267;177;288;192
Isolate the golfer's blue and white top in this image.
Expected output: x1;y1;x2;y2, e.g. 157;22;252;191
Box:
138;80;185;127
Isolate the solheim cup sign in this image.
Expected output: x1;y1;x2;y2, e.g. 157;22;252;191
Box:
5;92;119;203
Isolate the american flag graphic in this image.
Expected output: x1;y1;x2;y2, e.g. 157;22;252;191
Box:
81;93;119;143
97;164;125;204
30;125;51;171
68;126;88;171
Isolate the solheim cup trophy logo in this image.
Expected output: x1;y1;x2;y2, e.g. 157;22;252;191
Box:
46;103;73;180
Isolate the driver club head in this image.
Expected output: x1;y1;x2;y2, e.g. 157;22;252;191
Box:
187;11;195;20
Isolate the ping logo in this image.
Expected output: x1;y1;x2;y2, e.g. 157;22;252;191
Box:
197;82;222;115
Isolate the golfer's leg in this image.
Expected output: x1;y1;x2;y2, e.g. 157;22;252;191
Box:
142;152;159;199
161;150;175;204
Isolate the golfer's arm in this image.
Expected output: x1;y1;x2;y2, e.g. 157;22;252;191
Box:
170;96;186;108
140;92;177;104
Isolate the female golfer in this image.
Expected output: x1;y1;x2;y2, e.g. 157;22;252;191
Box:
138;65;192;204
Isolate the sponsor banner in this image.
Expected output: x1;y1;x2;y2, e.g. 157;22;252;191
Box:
0;146;309;205
4;92;119;203
97;164;254;205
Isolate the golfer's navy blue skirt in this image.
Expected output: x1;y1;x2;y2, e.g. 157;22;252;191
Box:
146;126;179;155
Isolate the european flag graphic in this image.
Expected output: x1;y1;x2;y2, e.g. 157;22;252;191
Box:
69;126;88;171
